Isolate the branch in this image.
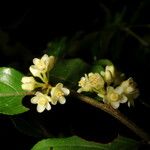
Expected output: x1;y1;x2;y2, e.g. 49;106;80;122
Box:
71;90;150;144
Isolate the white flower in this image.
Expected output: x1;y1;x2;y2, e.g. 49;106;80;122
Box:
21;76;36;91
77;73;104;93
88;73;105;89
50;83;70;105
120;78;137;94
101;65;115;84
119;78;139;107
103;86;127;109
29;66;41;79
31;92;51;113
77;74;91;93
29;54;55;79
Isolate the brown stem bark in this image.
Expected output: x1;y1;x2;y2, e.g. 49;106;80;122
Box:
71;91;150;143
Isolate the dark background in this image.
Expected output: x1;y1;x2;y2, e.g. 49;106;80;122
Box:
0;1;150;149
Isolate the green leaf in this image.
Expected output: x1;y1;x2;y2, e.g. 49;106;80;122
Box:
49;58;89;87
90;59;113;74
0;67;28;115
96;59;113;67
32;135;139;150
91;64;104;74
47;37;67;57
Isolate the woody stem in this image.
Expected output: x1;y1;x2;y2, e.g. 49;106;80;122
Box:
71;90;150;143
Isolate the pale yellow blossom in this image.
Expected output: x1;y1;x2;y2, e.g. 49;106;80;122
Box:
77;73;104;93
31;92;52;113
29;54;55;81
119;78;139;106
50;83;70;105
103;86;127;109
77;74;91;93
21;76;37;91
101;65;115;84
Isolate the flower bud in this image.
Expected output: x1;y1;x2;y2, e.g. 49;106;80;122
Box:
21;76;36;91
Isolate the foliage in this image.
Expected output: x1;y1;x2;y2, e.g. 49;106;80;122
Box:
32;136;139;150
0;68;28;115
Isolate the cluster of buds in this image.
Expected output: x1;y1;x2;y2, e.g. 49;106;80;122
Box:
77;65;139;109
21;54;70;113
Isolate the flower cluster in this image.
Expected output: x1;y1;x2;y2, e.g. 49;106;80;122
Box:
77;65;139;109
21;54;70;113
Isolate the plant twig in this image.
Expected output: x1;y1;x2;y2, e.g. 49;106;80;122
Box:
71;90;150;144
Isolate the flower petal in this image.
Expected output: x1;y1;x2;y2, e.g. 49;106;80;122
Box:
77;88;83;93
51;99;57;105
59;96;66;104
47;56;55;71
37;104;45;113
102;98;107;103
50;87;56;96
35;91;43;97
62;88;70;95
46;95;52;102
46;103;51;110
41;54;49;62
120;95;128;103
106;65;115;77
56;83;63;88
31;96;38;104
115;86;123;94
128;101;131;107
22;83;35;91
33;58;40;65
111;102;120;109
21;76;35;83
29;65;41;77
104;70;112;83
